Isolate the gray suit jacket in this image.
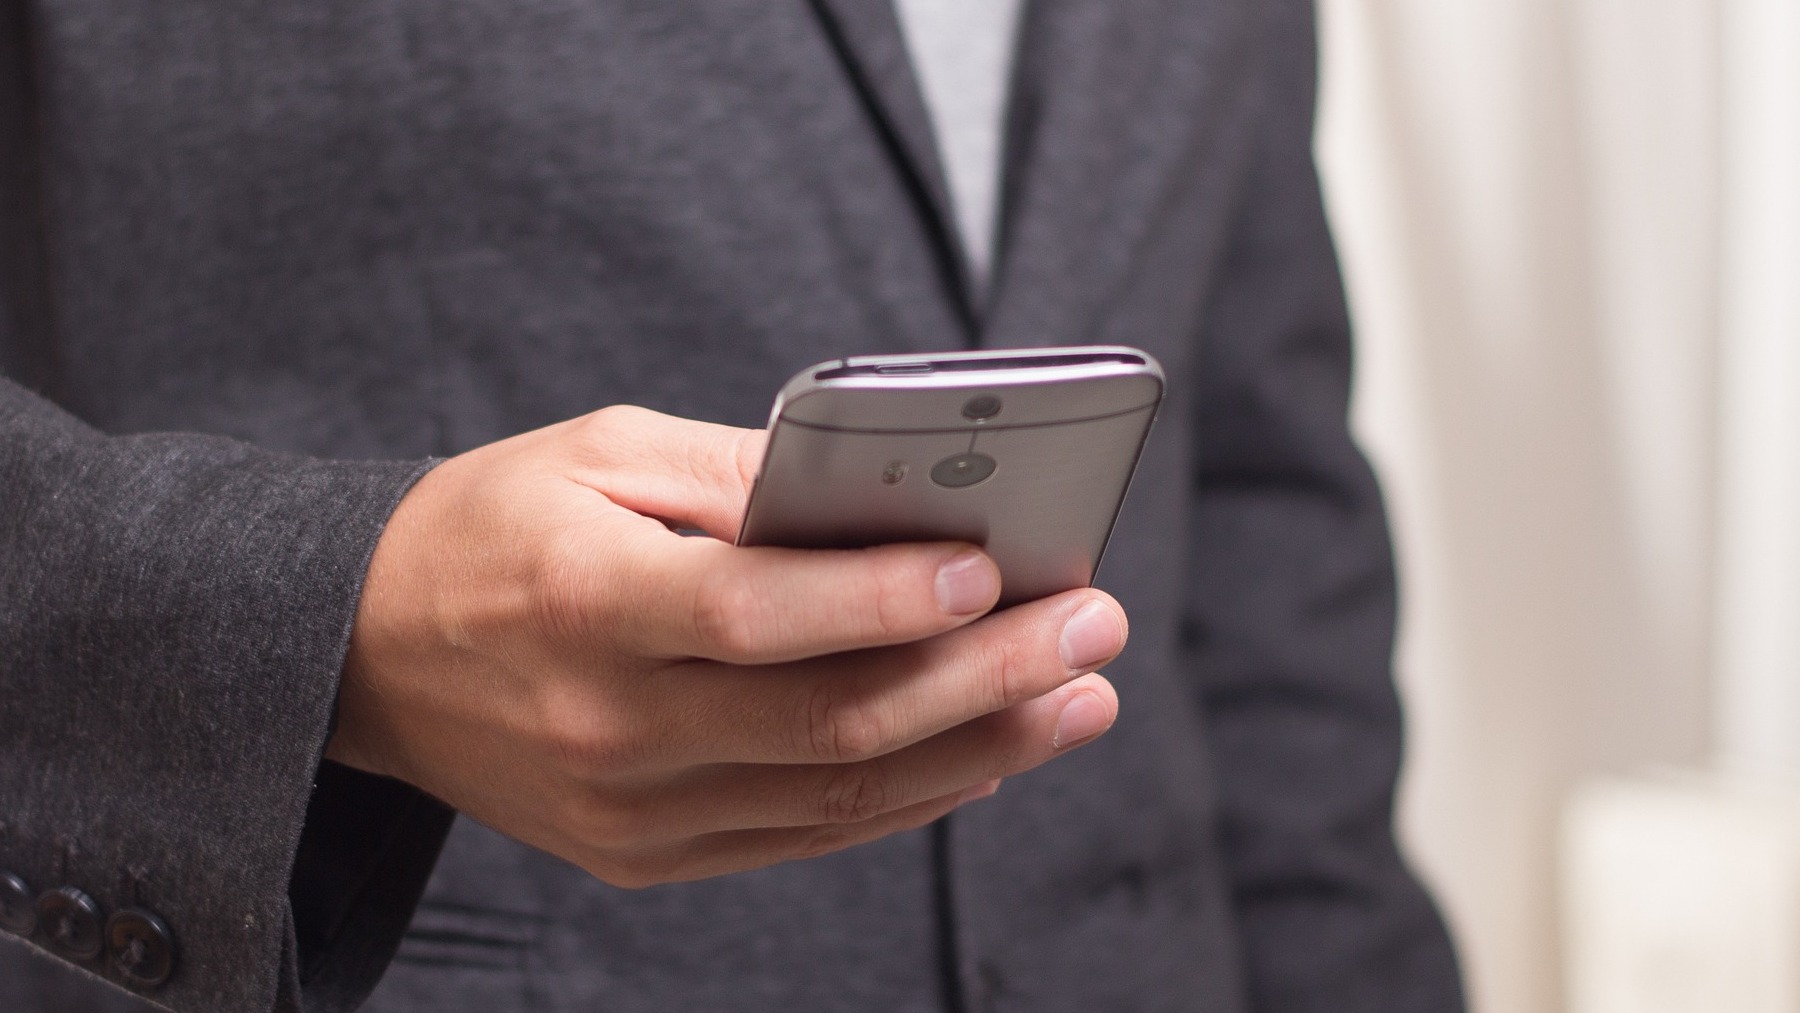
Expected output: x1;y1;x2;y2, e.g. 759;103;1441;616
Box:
0;1;1463;1010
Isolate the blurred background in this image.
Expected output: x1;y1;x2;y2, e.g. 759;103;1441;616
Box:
1312;1;1800;1011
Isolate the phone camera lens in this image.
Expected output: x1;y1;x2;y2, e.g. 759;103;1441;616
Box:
961;395;1002;422
930;452;997;489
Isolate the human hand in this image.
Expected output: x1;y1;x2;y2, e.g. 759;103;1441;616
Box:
328;406;1125;887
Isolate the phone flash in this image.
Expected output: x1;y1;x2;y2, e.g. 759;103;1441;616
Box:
881;461;909;485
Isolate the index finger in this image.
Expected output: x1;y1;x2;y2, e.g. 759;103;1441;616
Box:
556;405;766;541
647;588;1128;766
621;533;1004;664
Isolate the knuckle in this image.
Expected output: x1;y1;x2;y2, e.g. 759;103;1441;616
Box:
864;561;913;641
584;403;652;436
571;406;639;465
975;633;1030;712
587;838;691;891
690;567;768;659
793;825;856;863
600;856;669;891
804;681;888;764
539;702;634;778
602;869;656;891
635;844;698;887
569;405;672;477
818;763;893;824
577;792;654;851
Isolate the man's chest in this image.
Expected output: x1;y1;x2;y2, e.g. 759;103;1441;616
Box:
19;1;1258;447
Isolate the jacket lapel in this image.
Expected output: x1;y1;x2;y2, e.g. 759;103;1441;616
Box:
809;0;979;328
807;0;1255;348
984;0;1257;349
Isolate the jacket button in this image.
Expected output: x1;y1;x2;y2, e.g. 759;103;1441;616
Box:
107;908;176;988
0;872;35;936
37;886;104;961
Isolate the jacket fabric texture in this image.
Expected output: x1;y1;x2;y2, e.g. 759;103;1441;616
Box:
0;1;1464;1010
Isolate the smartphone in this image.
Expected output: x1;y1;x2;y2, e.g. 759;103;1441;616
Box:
737;346;1165;607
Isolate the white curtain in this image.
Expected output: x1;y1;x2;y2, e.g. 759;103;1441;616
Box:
1314;2;1800;1011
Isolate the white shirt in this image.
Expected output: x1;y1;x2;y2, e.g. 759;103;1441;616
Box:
892;0;1025;289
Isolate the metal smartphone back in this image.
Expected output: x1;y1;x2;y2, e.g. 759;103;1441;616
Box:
737;347;1164;607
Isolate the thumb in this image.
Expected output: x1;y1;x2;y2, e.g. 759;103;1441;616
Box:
556;405;767;540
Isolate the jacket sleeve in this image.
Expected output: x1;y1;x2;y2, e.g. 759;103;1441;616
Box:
1179;3;1465;1010
0;380;456;1013
0;6;456;1009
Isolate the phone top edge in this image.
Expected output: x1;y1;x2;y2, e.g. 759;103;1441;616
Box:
772;400;1157;436
820;345;1159;377
767;345;1165;425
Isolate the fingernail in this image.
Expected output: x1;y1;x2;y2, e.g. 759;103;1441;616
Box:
1053;693;1114;749
957;779;1001;805
936;551;999;615
1059;600;1124;671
